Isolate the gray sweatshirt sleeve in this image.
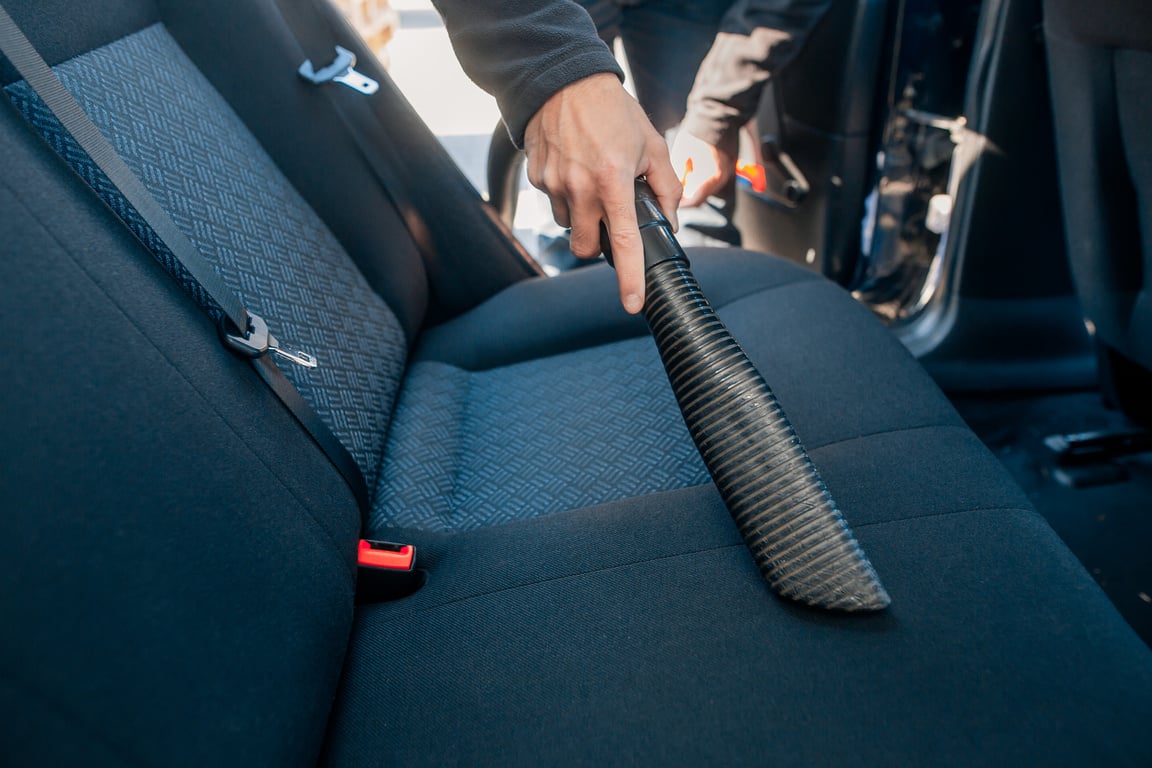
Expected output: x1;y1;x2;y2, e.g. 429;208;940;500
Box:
432;0;624;146
680;0;834;154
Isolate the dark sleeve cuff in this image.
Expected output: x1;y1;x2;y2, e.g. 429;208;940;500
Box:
433;0;624;146
500;50;624;147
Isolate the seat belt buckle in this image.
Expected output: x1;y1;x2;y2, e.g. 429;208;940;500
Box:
298;45;379;95
358;539;415;571
355;539;422;603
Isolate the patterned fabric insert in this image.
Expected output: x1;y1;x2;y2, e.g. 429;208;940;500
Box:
373;336;710;532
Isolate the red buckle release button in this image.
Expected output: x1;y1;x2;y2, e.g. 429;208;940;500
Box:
357;539;415;571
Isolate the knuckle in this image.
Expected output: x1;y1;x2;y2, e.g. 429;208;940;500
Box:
562;172;595;200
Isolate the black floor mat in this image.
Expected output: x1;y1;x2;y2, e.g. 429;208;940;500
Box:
951;390;1152;649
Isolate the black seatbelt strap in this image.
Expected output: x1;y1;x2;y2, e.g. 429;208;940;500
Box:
0;4;371;518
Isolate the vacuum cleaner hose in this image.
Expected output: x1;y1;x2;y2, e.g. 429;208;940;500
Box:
604;179;890;612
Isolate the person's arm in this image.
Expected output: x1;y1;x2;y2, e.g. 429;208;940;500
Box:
673;0;834;206
432;0;680;314
431;0;618;146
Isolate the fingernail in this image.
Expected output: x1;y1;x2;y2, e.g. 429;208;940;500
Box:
624;293;643;314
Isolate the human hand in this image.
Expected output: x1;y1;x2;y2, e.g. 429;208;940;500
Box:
523;73;682;314
670;130;735;208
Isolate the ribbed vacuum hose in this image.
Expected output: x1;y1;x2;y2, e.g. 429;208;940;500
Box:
607;180;890;612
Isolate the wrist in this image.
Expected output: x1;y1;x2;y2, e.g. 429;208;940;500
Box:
526;73;624;142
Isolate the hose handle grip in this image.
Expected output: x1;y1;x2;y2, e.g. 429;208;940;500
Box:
599;179;689;273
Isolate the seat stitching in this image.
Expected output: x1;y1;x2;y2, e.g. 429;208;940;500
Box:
854;505;1040;528
697;270;820;310
806;422;976;452
407;541;749;615
395;506;1038;615
0;670;150;767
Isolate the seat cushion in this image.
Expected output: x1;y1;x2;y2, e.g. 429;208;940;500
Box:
372;249;963;532
329;478;1152;766
374;335;710;529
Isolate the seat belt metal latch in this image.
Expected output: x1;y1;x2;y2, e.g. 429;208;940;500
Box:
358;539;416;572
221;312;318;369
298;45;379;95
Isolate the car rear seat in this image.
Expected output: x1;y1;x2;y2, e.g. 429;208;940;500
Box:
2;0;1150;765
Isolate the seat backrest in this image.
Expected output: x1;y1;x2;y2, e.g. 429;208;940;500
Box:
1;80;360;765
0;0;520;761
1045;0;1152;421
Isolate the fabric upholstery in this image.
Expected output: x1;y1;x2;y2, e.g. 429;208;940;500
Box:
327;465;1152;766
2;0;1152;765
374;336;709;531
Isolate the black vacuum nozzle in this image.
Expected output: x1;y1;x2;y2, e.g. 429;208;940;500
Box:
603;179;890;612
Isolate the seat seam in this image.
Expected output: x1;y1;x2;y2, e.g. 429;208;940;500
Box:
705;270;821;310
0;669;150;767
854;505;1041;528
392;506;1038;615
807;422;976;452
427;270;820;372
405;541;749;615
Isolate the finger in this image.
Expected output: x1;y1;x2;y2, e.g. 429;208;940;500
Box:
602;191;645;314
524;143;547;194
681;162;726;208
547;194;572;230
566;181;604;260
683;170;727;209
681;180;710;209
642;144;683;232
527;160;573;230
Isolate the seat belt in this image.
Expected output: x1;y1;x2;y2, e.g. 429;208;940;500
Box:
0;4;372;519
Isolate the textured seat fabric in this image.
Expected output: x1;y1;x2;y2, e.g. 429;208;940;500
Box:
375;335;710;529
2;0;1152;765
